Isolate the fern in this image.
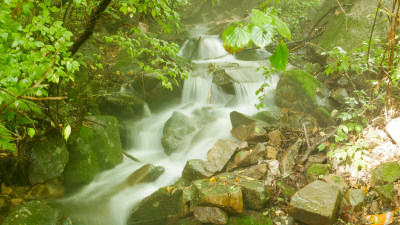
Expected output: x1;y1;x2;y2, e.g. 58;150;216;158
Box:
0;122;15;151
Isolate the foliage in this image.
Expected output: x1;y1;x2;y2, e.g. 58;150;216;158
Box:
0;0;189;151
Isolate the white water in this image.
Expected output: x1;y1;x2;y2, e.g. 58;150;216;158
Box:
60;34;279;225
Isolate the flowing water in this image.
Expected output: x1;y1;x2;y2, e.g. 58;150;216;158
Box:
60;30;279;225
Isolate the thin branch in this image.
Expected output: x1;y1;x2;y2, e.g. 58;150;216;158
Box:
20;96;67;101
300;127;339;164
123;150;141;163
367;3;381;69
336;0;349;31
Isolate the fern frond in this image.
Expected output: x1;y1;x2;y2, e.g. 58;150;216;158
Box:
0;122;15;151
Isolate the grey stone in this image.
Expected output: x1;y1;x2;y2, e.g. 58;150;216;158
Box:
323;174;348;194
281;139;302;176
193;206;228;224
238;163;268;180
386;117;400;146
239;180;270;210
182;159;216;181
231;122;267;142
29;139;69;185
207;139;238;172
331;88;349;105
123;164;165;186
230;111;266;129
341;189;364;212
306;164;330;183
248;143;266;164
98;92;145;120
289;180;341;225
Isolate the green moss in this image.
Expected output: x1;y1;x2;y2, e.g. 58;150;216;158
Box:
228;215;272;225
3;201;59;225
370;162;400;186
307;164;330;176
277;180;296;198
285;70;323;102
374;184;395;203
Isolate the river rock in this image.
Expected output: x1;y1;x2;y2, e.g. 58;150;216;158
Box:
191;179;243;214
207;139;238;172
253;109;281;128
239;180;270;210
374;184;395;203
386;117;400;146
182;159;216;181
227;151;251;171
29;139;69;185
268;130;283;147
323;174;348;194
123;164;165;186
97;92;145;120
193;206;228;224
266;146;278;159
248;143;266;164
3;200;59;225
330;88;348;105
275;70;332;126
27;178;65;200
212;65;236;95
280;139;303;176
231;122;267;142
128;187;186;225
341;189;364;212
369;161;400;187
289;180;341;225
238;163;268;180
161;111;195;155
230;111;266;129
64;116;123;187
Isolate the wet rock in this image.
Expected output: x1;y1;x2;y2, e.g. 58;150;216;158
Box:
253;109;281;127
64;116;123;188
249;143;266;165
306;164;330;183
238;163;268;180
289;180;341;225
128;187;186;225
207;139;238;172
3;200;59;225
230;111;266;129
369;161;400;187
331;88;348;105
193;206;228;224
268;130;283;147
228;214;273;225
323;174;348;194
29;139;69;185
374;184;395;203
239;180;270;210
98;92;145;120
161;111;195;155
123;164;165;186
238;141;249;150
266;146;278;160
280;139;302;176
27;178;65;200
386;117;400;146
275;70;332;126
212;66;236;95
341;189;364;212
182;159;216;181
235;48;271;61
231;122;267;142
277;180;296;198
191;179;243;214
227;151;251;171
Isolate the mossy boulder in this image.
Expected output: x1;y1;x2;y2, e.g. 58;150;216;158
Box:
28;139;68;185
97;92;145;120
275;70;332;125
228;214;272;225
63;116;123;187
374;184;395;203
3;201;59;225
369;161;400;187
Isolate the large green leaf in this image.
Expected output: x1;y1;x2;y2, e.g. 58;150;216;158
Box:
272;16;291;40
251;9;272;28
222;25;251;50
269;41;288;71
250;26;272;48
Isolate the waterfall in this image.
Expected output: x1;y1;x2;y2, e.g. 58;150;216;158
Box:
59;33;279;225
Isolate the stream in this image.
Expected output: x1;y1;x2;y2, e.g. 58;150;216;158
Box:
59;24;279;225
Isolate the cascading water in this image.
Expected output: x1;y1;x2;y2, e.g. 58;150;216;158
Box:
59;30;279;225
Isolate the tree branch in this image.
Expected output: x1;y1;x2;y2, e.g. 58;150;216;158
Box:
69;0;112;56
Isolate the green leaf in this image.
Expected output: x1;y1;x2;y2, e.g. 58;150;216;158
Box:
317;143;326;151
222;25;251;51
269;41;288;71
28;128;35;138
272;16;291;40
250;26;272;48
251;9;272;28
63;125;71;142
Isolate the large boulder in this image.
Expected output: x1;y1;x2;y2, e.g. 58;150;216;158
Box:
191;179;243;214
182;159;217;181
280;139;303;176
122;164;165;187
230;111;267;129
193;206;228;224
29;139;68;185
289;180;341;225
3;200;59;225
275;70;332;125
231;122;267;142
63;116;123;187
238;180;270;210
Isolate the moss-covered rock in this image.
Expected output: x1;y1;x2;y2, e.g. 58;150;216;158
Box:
28;139;69;185
228;214;272;225
306;164;330;183
370;161;400;187
3;201;59;225
374;184;395;203
63;116;123;188
275;70;332;125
